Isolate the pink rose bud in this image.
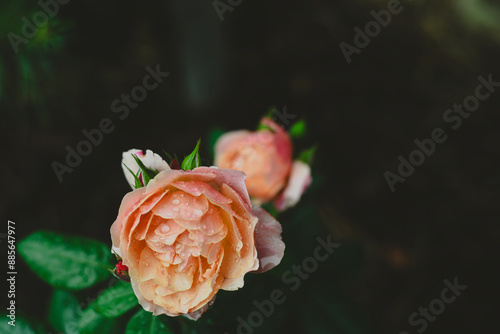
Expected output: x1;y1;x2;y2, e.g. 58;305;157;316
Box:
274;161;312;211
121;149;170;189
113;260;130;282
214;118;293;204
110;167;284;319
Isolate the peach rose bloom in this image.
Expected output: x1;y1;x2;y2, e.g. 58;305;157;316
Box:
110;164;284;319
214;118;292;204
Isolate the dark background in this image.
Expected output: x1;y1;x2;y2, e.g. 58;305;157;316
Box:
2;0;499;333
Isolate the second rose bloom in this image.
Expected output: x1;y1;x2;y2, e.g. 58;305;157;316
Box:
214;117;312;210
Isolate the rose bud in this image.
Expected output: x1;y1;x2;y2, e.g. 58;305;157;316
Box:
122;149;171;189
110;166;285;320
214;117;292;204
112;260;131;282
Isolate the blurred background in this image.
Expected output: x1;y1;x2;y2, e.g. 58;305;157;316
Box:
1;0;500;333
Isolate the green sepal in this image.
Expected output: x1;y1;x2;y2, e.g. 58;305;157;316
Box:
181;140;201;171
132;154;158;186
297;145;317;164
289;119;307;138
123;163;144;189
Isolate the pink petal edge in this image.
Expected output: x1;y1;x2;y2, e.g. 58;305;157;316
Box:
252;206;285;273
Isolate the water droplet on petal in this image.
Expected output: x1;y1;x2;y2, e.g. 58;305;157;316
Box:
144;262;150;267
172;199;180;205
172;207;180;212
160;225;170;233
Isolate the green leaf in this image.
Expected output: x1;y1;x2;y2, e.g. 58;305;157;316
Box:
297;145;317;164
18;231;114;290
181;140;201;171
78;307;119;334
94;280;137;318
126;309;174;334
49;289;81;334
132;154;158;186
0;314;45;333
289;119;307;138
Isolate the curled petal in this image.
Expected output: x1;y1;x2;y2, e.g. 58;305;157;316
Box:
131;280;176;317
194;167;253;213
110;187;147;250
171;180;232;206
184;296;217;320
252;206;285;273
274;161;312;211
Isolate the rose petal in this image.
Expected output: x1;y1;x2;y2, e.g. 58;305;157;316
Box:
123;191;166;255
153;191;208;221
139;247;160;281
189;225;227;245
110;187;147;250
184;296;217;321
167;269;194;292
219;210;259;282
194;167;252;213
252;206;285;273
133;212;155;241
170;180;232;206
275;160;312;211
